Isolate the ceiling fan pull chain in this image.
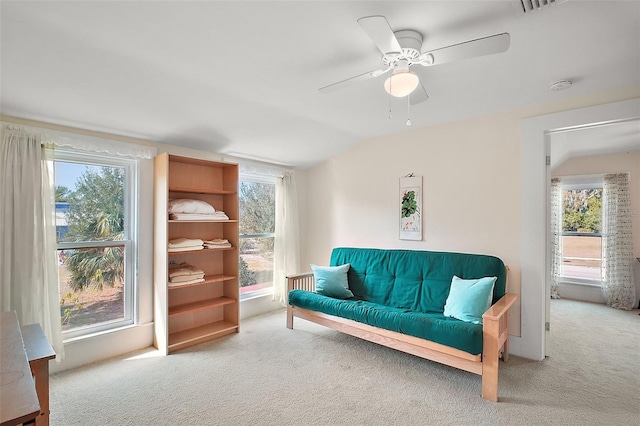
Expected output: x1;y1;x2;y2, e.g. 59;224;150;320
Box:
389;77;393;119
406;95;412;126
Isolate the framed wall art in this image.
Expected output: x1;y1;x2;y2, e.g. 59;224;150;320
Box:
399;175;422;240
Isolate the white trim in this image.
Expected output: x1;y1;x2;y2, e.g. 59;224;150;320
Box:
560;176;604;189
559;277;602;287
237;159;292;179
2;121;157;159
240;172;279;185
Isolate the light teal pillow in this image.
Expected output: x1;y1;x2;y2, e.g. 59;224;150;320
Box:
443;276;497;324
311;263;354;299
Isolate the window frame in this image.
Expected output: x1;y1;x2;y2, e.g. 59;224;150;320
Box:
559;178;603;285
53;149;139;340
238;173;277;300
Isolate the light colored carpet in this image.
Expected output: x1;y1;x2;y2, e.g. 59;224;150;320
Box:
50;299;639;425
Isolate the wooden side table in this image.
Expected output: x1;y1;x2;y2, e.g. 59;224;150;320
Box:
0;312;40;426
20;324;56;426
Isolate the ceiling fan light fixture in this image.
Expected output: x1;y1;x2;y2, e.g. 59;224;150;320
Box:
384;71;419;97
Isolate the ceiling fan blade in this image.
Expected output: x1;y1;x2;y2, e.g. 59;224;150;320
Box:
410;82;429;105
318;68;389;93
421;33;510;66
357;15;402;55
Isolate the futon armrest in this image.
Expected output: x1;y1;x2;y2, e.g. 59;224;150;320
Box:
482;293;518;321
287;272;315;292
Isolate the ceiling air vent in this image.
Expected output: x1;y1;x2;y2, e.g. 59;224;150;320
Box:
511;0;568;16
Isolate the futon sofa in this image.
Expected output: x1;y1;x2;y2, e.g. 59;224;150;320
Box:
286;247;518;402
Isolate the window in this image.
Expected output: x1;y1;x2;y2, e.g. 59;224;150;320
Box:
54;151;137;338
239;177;276;297
561;181;603;282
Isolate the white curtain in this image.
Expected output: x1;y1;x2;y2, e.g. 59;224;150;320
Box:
549;178;562;299
0;125;64;359
273;172;300;306
601;173;636;310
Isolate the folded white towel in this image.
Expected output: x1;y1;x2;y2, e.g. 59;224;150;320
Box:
168;277;205;287
203;238;229;244
168;246;204;253
205;243;232;249
169;262;205;278
169;212;230;221
169;273;205;283
168;238;204;248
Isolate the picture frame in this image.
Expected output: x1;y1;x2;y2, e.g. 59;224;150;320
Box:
399;175;422;240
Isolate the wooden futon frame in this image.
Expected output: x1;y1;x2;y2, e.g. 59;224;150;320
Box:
286;271;518;402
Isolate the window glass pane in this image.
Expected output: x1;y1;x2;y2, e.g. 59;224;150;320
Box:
58;246;125;331
561;235;602;280
239;237;274;295
561;187;603;281
55;161;125;243
239;180;275;295
239;181;275;234
562;188;602;233
55;157;132;334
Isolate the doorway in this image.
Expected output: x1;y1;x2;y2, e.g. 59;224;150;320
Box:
547;120;640;352
519;98;640;361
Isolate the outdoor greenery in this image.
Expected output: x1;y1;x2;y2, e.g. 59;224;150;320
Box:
562;188;602;233
57;166;125;291
239;181;275;235
57;172;274;291
239;181;275;288
239;256;257;287
55;185;72;202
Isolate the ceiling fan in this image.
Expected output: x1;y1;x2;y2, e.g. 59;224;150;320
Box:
319;16;511;105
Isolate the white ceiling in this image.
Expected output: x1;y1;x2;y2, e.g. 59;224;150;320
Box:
1;1;639;168
550;118;640;169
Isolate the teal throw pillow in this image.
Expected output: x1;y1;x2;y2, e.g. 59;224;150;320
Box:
311;263;354;299
443;276;497;324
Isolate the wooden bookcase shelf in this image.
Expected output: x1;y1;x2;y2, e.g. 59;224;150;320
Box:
168;321;238;352
168;220;238;223
168;274;236;290
168;246;237;255
169;297;236;317
168;186;236;195
154;153;239;355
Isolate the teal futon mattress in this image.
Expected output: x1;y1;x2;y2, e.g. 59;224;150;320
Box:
288;247;508;356
288;290;483;355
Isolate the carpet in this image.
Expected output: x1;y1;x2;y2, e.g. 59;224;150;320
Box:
50;299;639;425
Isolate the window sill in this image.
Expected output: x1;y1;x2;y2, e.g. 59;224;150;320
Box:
62;321;138;344
240;287;274;302
559;278;602;288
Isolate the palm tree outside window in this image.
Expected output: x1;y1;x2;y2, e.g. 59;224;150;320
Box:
54;152;136;338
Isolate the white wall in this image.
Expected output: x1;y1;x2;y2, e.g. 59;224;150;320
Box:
303;109;524;336
300;87;640;358
553;151;640;303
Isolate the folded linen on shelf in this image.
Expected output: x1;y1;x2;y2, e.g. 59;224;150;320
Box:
169;212;230;221
168;199;215;214
168;238;204;248
168;245;203;252
204;238;229;245
205;243;232;249
168;262;205;279
203;238;232;249
168;277;205;287
169;273;205;283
